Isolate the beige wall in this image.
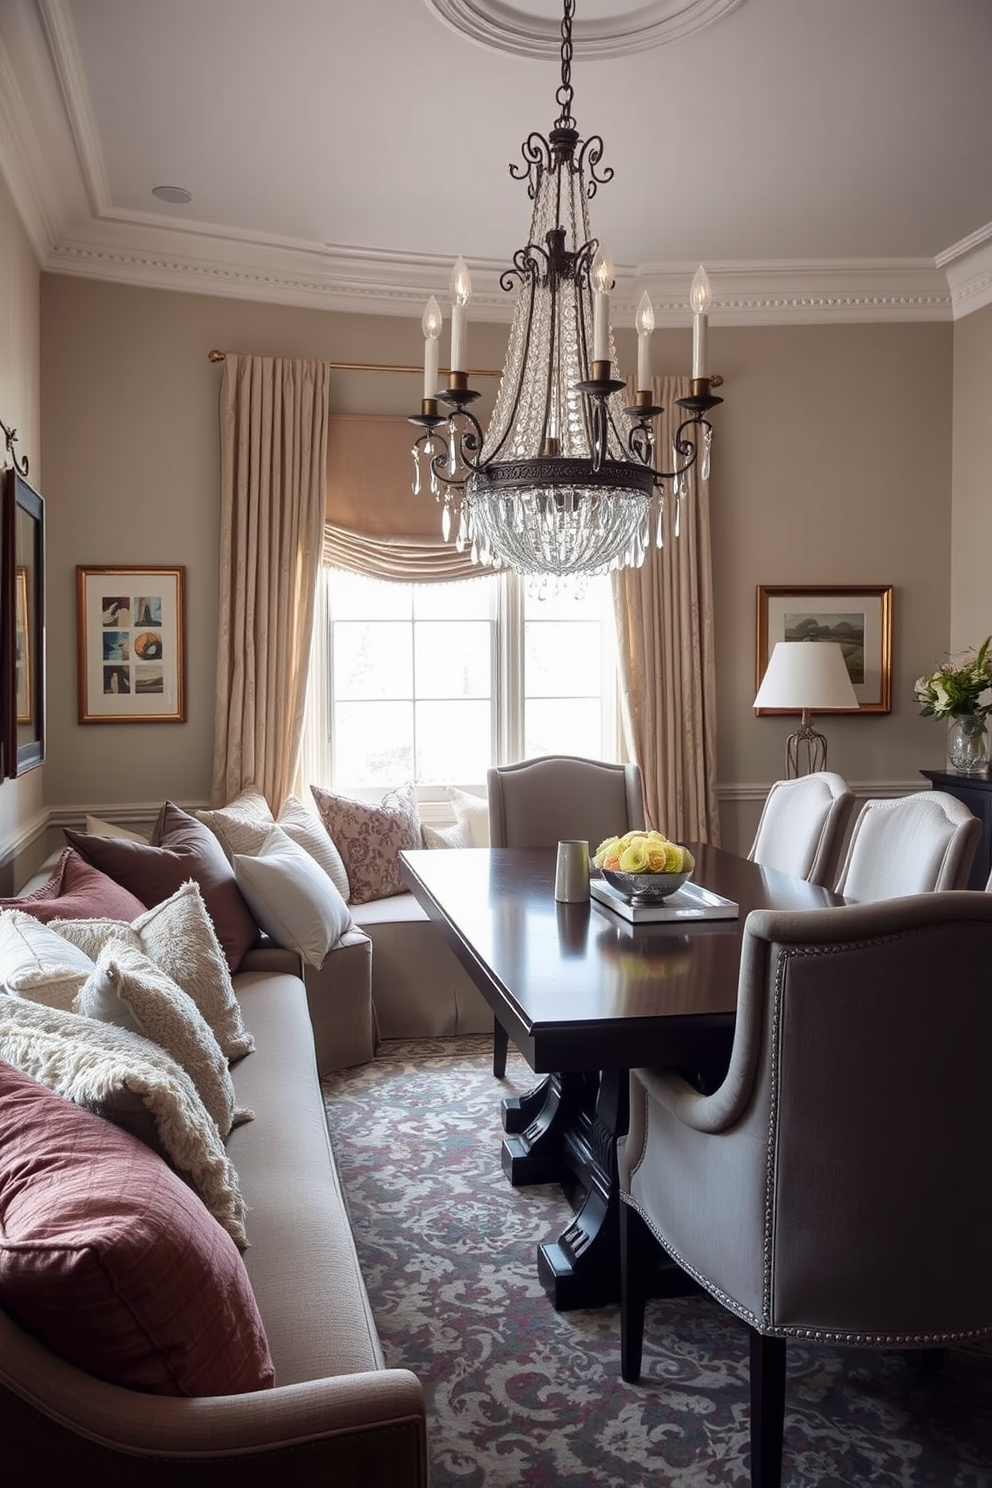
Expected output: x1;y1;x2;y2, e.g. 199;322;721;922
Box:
0;168;45;882
40;277;957;850
951;300;992;653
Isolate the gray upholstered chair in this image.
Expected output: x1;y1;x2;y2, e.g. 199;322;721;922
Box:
834;789;981;900
747;771;854;887
486;754;644;1075
618;892;992;1488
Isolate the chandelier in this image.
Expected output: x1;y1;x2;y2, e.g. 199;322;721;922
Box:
409;0;722;579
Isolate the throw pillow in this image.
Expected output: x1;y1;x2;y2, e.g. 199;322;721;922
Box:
51;880;254;1061
0;847;147;925
84;814;150;843
0;909;96;1011
64;801;260;973
0;998;248;1247
310;781;422;905
0;1061;273;1397
73;941;250;1138
196;788;274;860
277;794;351;902
422;820;472;849
232;825;353;969
447;786;490;847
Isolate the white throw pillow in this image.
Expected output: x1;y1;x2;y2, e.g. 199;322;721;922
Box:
0;996;248;1247
0;910;95;1010
74;940;251;1137
447;787;490;847
422;821;472;850
277;795;351;903
51;881;254;1061
233;826;353;969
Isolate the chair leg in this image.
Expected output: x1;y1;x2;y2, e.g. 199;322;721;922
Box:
619;1201;652;1383
749;1328;787;1488
493;1017;509;1078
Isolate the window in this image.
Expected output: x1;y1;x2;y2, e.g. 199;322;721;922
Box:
320;569;618;792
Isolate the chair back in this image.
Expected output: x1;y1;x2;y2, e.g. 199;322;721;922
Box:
747;771;853;886
834;789;981;899
487;755;644;850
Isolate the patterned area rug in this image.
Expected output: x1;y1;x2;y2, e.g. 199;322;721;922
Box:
323;1037;992;1487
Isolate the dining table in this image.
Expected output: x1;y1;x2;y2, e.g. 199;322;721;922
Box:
400;840;845;1310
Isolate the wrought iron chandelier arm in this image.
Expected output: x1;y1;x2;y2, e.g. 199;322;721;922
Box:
574;135;612;196
651;412;714;482
0;416;29;476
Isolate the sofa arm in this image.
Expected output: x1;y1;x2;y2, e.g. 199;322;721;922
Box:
0;1311;427;1486
237;945;304;976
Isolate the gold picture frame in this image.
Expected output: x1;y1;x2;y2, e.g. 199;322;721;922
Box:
15;565;30;724
756;585;893;715
77;566;186;723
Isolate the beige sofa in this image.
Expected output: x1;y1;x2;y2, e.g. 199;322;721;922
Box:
0;946;430;1486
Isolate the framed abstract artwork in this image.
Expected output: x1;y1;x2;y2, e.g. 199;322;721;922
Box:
756;584;893;715
77;566;186;723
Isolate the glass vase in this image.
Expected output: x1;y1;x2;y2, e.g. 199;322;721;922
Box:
947;713;991;775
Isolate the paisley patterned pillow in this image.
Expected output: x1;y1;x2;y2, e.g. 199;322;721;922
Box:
309;782;422;905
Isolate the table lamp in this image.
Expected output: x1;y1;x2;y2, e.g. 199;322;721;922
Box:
754;640;859;777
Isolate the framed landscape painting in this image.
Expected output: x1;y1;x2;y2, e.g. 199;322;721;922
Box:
77;566;186;723
756;585;893;715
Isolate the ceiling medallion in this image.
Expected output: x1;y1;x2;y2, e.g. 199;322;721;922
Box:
424;0;745;60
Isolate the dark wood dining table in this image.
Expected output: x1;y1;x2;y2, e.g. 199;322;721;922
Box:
400;841;844;1311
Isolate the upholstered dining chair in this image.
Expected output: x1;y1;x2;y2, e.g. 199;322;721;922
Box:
617;892;992;1488
747;771;854;888
486;753;644;1076
833;789;981;900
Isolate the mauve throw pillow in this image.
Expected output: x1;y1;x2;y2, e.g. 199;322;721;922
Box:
310;781;422;904
65;802;259;972
0;848;147;924
0;1060;274;1397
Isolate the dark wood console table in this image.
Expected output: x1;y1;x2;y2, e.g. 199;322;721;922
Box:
401;843;843;1311
920;768;992;890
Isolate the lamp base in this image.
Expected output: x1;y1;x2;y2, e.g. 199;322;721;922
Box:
785;713;827;779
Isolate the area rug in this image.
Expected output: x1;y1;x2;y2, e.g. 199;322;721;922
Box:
323;1037;992;1487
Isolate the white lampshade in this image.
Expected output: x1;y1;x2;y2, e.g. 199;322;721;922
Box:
754;642;859;711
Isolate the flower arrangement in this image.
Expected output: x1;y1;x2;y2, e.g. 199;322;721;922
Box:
914;636;992;720
594;829;695;875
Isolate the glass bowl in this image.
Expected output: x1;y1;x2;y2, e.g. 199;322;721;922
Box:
601;868;691;903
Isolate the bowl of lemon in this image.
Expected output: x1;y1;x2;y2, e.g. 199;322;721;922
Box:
594;830;695;903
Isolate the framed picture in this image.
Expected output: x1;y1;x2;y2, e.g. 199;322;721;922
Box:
77;566;186;723
15;566;30;724
756;585;893;715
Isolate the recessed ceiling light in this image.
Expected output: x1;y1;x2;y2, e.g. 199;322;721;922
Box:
152;185;192;204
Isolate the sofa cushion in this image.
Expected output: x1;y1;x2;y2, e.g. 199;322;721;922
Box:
233;825;352;969
0;910;95;1010
0;848;147;924
310;781;422;904
65;802;259;973
51;881;254;1061
73;941;250;1137
0;997;248;1246
0;1060;273;1397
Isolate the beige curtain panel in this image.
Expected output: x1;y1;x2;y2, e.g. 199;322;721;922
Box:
611;375;720;845
324;413;495;581
212;355;330;809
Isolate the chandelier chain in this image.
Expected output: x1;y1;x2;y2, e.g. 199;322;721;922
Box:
555;0;575;128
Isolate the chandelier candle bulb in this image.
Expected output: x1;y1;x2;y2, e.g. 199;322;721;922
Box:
422;295;442;400
635;291;655;391
690;264;712;380
449;256;472;374
591;248;613;364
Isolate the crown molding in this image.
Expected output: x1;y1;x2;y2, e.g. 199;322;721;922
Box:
937;222;992;320
424;0;745;59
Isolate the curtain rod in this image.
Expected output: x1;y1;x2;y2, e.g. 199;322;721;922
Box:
207;349;502;378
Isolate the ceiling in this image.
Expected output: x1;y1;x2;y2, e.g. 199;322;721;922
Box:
1;0;991;326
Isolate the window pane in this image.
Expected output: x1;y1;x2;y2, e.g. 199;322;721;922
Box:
414;578;492;620
416;701;492;783
334;701;413;785
333;622;412;699
525;698;602;759
330;572;412;620
525;622;602;697
415;622;491;699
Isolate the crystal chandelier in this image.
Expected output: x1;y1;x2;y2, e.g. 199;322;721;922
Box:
409;0;722;579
